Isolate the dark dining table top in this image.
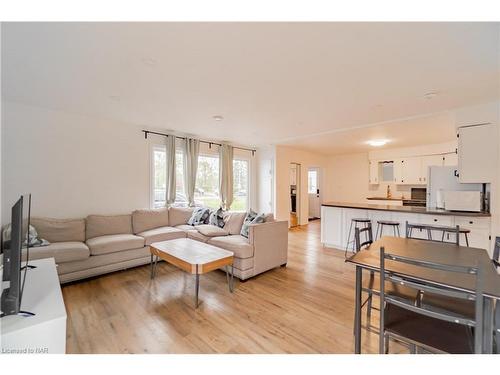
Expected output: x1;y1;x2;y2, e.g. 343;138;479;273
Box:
346;236;500;299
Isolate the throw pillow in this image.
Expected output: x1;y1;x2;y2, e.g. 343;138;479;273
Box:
240;210;266;238
187;207;211;226
208;207;225;228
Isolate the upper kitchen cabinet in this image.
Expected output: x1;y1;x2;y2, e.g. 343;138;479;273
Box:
420;154;445;183
457;123;498;183
394;157;425;185
443;152;458;166
368;160;379;184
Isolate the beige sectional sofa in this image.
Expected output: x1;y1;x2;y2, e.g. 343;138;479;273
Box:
28;207;288;283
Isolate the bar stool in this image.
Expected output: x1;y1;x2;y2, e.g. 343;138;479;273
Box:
345;218;371;253
376;220;400;239
441;227;471;246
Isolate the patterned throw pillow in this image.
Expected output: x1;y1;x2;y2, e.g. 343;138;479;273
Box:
240;210;266;238
187;207;211;226
208;207;225;228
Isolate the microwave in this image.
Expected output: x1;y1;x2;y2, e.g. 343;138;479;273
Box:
444;191;483;212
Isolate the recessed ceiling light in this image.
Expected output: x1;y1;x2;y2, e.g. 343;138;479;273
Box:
141;57;157;66
423;91;439;100
213;115;224;121
366;139;389;147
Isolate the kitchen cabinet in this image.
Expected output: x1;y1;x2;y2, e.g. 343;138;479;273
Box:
290;165;297;185
320;206;343;248
394;157;422;185
368;160;379;184
457;123;498;183
443;152;458;166
420;155;444;183
321;205;492;256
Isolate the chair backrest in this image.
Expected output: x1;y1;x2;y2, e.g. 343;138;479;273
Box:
379;246;484;354
405;221;460;245
493;236;500;269
354;223;373;252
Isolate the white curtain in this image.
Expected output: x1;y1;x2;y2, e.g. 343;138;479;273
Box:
183;138;200;206
165;135;177;205
219;144;234;210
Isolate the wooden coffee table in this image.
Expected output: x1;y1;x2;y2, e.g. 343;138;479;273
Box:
149;238;234;308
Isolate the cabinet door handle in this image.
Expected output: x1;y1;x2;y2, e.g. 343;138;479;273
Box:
434;219;438;222
469;221;473;224
454;170;459;178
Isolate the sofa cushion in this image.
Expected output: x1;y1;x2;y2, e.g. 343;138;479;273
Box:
175;224;195;232
223;212;246;235
138;226;186;245
132;208;169;234
208;207;225;228
86;214;133;240
241;212;266;238
208;235;253;258
187;230;210;243
195;224;229;237
31;217;86;243
168;207;194;227
23;241;90;264
86;234;145;256
187;207;211;225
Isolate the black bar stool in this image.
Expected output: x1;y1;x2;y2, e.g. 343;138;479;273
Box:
345;218;371;252
376;220;401;239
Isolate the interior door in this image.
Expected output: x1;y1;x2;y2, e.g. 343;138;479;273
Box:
308;168;320;219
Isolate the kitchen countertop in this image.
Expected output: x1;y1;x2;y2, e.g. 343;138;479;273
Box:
321;201;491;217
366;197;404;201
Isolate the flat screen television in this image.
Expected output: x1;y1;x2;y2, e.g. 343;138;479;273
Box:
1;194;32;317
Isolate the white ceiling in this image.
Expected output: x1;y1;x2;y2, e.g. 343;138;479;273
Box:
2;22;499;153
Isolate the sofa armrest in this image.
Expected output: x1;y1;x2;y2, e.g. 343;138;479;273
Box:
248;220;288;275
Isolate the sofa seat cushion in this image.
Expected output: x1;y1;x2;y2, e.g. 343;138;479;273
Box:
194;224;229;237
187;230;210;243
24;241;90;264
175;224;195;232
208;235;253;258
86;234;145;256
139;226;186;245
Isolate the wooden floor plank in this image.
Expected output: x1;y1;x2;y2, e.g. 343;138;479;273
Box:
62;221;406;354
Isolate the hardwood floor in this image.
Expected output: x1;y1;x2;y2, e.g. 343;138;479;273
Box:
62;221;403;354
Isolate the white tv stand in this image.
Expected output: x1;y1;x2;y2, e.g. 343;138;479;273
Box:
1;258;67;354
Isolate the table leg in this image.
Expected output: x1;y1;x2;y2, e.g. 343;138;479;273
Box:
231;264;234;292
150;253;154;279
354;265;362;354
195;272;200;308
484;297;494;353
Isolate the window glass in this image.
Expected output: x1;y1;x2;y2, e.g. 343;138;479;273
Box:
308;170;318;194
195;155;220;208
233;159;249;211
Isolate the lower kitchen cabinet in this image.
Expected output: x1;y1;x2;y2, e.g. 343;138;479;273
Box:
321;206;492;257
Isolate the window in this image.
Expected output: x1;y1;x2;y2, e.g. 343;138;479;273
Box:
308;170;318;194
233;159;249;211
195;155;220;208
152;145;186;208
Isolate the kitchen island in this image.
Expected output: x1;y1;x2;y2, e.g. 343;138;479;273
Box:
321;201;492;256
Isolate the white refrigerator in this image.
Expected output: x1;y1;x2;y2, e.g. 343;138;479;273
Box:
426;166;482;209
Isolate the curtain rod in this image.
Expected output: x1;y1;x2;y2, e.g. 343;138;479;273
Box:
142;130;256;156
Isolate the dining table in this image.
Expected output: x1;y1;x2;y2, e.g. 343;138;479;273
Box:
346;236;500;354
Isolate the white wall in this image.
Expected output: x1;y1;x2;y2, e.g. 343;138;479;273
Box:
2;101;151;222
274;145;327;226
1;101;263;222
255;145;275;214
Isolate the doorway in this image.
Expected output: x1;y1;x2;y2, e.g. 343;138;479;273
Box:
308;167;321;220
289;162;301;227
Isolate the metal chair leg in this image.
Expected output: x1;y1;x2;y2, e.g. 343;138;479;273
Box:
385;333;390;354
396;225;400;237
346;221;354;250
465;233;470;247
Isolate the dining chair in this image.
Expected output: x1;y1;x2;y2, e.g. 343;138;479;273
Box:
379;246;484;354
354;226;418;320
